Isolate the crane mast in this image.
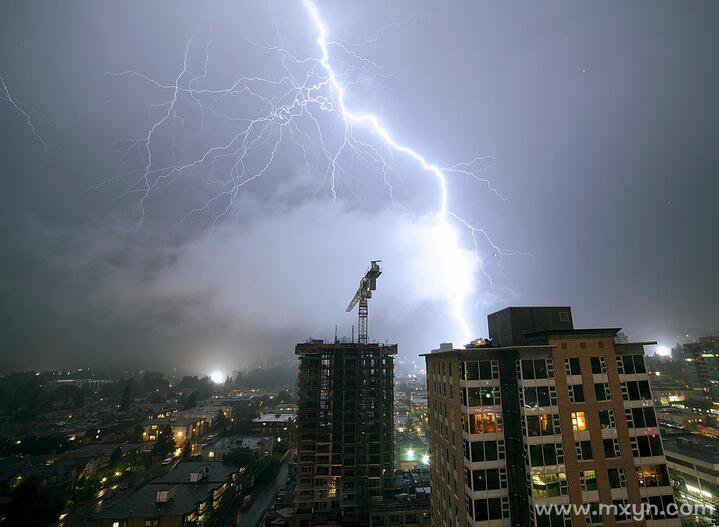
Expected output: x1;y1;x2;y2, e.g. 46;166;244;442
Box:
346;260;382;345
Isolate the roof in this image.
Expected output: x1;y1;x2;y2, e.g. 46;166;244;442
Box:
421;345;554;357
205;436;271;450
253;413;296;423
67;443;140;458
154;461;237;484
663;435;719;465
89;482;217;519
145;417;202;427
524;328;622;338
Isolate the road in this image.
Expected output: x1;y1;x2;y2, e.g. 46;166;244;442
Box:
219;455;291;527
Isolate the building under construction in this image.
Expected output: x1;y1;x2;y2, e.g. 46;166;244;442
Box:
294;340;397;526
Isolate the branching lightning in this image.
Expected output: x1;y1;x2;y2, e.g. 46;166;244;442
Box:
97;1;523;345
0;75;51;159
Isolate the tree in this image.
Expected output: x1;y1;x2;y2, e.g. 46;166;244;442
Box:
276;390;294;404
222;447;256;468
182;390;198;410
5;476;68;527
230;404;259;435
405;414;416;433
152;424;176;457
142;371;168;393
110;446;122;465
214;409;229;433
149;390;165;404
120;384;132;411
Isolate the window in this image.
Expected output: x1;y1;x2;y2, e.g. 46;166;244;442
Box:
620;354;646;374
579;470;597;491
585;502;602;525
472;498;506;521
463;387;500;407
571;411;587;432
559;311;570;322
527;414;557;437
594;383;607;401
590;356;607;374
522;359;551;379
569;384;585;403
468;440;504;462
466;412;502;434
631;434;664;457
628;407;657;428
565;357;581;375
636;464;670;487
603;438;620;458
471;468;506;491
523;386;556;408
623;380;652;401
608;468;626;488
464;360;495;380
613;499;630;522
530;443;564;467
641;495;678;520
599;409;615;429
531;472;568;498
144;521;159;527
576;440;593;461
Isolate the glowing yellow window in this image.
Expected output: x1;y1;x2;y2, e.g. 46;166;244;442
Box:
571;411;587;431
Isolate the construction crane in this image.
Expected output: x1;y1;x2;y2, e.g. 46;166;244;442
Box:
346;260;382;345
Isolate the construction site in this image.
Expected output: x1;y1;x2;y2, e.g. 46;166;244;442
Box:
293;261;408;526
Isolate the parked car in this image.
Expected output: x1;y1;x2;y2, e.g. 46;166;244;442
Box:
240;494;254;511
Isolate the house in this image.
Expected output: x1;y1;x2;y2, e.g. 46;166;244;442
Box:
88;462;244;527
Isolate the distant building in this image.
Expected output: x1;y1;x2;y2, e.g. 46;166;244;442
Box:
88;461;244;527
252;412;296;442
663;431;719;512
50;378;113;388
672;338;719;401
201;436;273;461
424;306;679;527
294;340;397;526
141;417;206;446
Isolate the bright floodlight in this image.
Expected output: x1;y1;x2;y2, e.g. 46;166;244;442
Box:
655;345;671;357
421;454;430;465
210;370;225;384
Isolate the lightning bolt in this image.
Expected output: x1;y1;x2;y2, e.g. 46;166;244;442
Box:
96;2;522;345
303;0;484;342
1;75;51;159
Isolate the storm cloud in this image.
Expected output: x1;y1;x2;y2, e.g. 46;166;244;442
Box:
1;1;718;371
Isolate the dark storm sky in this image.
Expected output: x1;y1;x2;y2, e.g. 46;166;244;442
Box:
1;1;717;373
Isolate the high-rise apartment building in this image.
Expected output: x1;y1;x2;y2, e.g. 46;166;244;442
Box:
425;307;680;527
672;337;719;401
294;340;397;526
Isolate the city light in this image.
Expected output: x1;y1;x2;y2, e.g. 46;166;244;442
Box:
655;345;671;357
210;370;225;384
421;454;430;465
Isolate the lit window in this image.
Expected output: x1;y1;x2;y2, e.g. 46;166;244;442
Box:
571;411;587;431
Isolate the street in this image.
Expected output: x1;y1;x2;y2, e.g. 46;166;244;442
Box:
219;455;291;527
